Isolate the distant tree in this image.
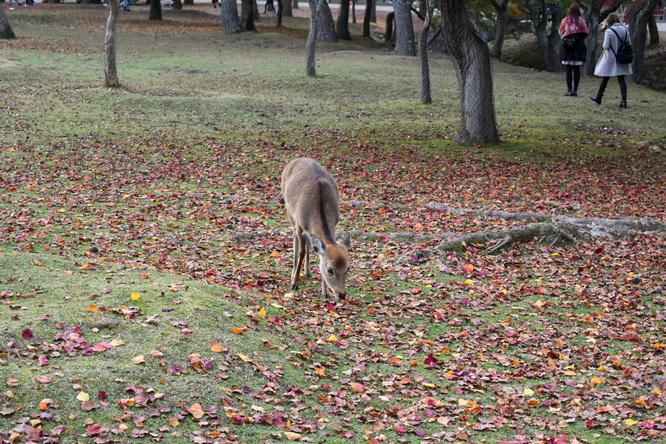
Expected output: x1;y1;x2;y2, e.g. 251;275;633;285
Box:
292;0;299;10
648;14;659;45
184;0;193;4
277;0;284;26
526;0;563;72
419;0;433;103
0;6;16;39
583;0;623;76
150;0;162;20
630;0;659;84
173;0;182;9
241;0;257;31
306;0;321;76
394;0;416;55
440;0;500;144
363;0;373;37
489;0;509;58
337;0;352;40
221;0;242;32
105;0;120;87
282;0;292;17
318;1;336;42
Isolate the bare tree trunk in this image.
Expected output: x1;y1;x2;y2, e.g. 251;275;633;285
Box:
648;14;659;45
221;0;242;33
385;11;395;44
527;0;563;72
419;0;432;104
317;0;336;42
489;0;509;58
277;0;284;26
370;0;376;22
394;0;415;55
352;0;356;24
104;0;120;87
282;0;292;17
306;0;320;77
241;0;257;31
362;0;372;37
440;0;500;144
292;0;298;10
630;0;659;85
149;0;162;20
184;0;193;4
0;6;16;39
583;0;622;76
337;0;351;40
173;0;182;9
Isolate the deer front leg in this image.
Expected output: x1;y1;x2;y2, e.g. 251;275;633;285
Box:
292;231;308;291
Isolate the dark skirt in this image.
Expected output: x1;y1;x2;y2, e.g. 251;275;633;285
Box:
560;32;587;64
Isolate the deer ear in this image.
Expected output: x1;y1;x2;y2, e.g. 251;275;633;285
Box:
311;234;326;255
339;232;351;248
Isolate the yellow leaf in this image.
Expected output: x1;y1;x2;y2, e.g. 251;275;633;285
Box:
326;335;338;342
564;370;577;376
131;293;141;301
76;392;90;402
652;388;662;397
258;307;266;317
110;339;124;347
232;327;244;335
591;378;602;385
523;388;535;397
625;418;638;426
131;355;146;365
238;353;253;363
119;424;129;430
463;279;474;286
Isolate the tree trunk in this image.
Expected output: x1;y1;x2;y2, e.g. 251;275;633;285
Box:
370;0;376;22
184;0;193;4
527;0;563;72
306;0;319;77
630;0;658;85
104;0;120;87
149;0;162;20
385;11;395;44
282;0;292;17
0;6;16;39
489;0;509;58
221;0;242;33
292;0;298;10
317;0;336;42
241;0;256;31
352;0;356;24
362;0;372;37
648;13;659;45
173;0;182;9
419;0;432;104
583;0;622;76
277;0;284;26
336;0;351;40
440;0;500;144
394;0;415;55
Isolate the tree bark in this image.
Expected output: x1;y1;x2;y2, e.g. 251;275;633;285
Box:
385;11;395;44
527;0;563;72
440;0;500;144
149;0;162;20
336;0;351;40
489;0;509;58
173;0;182;10
648;13;659;45
282;0;292;18
306;0;320;77
241;0;257;31
277;0;284;26
104;0;120;87
584;0;623;76
0;6;16;40
419;0;432;104
317;0;336;42
184;0;193;4
292;0;298;10
362;0;372;37
221;0;242;33
370;0;376;22
630;0;659;84
393;0;415;55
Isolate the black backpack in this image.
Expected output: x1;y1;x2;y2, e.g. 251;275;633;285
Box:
610;27;633;64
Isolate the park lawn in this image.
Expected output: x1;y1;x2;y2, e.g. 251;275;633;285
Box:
1;4;666;444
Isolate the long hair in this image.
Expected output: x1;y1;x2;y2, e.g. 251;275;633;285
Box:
606;12;620;27
568;2;581;27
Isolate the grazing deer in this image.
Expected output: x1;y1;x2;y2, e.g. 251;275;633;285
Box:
281;158;351;301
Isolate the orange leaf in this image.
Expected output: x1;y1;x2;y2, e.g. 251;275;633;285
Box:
188;403;204;419
210;341;223;353
232;327;244;335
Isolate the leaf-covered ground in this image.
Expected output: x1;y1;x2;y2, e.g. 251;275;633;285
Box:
1;5;666;444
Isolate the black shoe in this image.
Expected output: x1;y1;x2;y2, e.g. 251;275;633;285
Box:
572;91;577;97
619;101;627;109
566;90;573;96
590;95;602;105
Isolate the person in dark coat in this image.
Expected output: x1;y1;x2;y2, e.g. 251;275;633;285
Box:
559;2;588;97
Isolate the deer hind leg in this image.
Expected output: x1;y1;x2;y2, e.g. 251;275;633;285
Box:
305;236;311;278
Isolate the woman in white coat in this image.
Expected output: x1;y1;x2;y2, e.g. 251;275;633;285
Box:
590;13;632;108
